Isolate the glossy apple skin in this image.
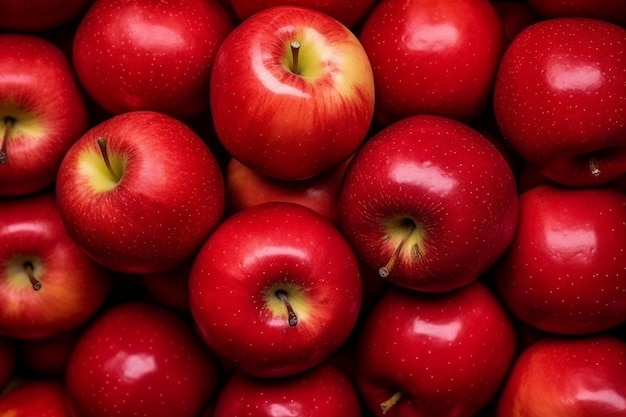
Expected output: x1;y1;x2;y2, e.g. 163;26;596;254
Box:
0;0;90;31
0;192;113;340
65;302;221;417
56;111;225;274
359;0;506;125
497;335;626;417
496;185;626;335
225;157;350;225
527;0;626;26
0;34;89;196
338;115;519;293
229;0;376;28
494;18;626;187
0;380;70;417
356;282;517;417
210;6;375;180
72;0;234;119
213;364;362;417
189;202;363;378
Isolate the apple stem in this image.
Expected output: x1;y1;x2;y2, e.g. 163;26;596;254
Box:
380;391;403;414
590;158;601;177
379;221;416;278
23;261;42;291
97;137;121;181
290;41;301;75
0;116;14;165
275;290;298;326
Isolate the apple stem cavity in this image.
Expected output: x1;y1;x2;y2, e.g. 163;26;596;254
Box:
97;137;121;181
290;41;301;75
0;116;15;165
379;220;417;279
275;290;298;326
380;391;403;414
590;158;601;177
23;261;42;291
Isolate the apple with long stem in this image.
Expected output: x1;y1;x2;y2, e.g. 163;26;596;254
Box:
0;33;88;196
210;5;375;180
55;110;225;274
493;17;626;187
0;192;113;340
65;301;223;417
356;282;517;417
338;114;519;293
189;202;363;378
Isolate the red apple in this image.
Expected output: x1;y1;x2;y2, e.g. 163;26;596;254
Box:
55;110;225;274
210;5;375;180
72;0;234;119
225;156;350;224
338;115;519;293
213;364;362;417
355;281;517;417
140;262;192;312
0;192;113;340
497;335;626;417
229;0;377;28
0;336;15;392
0;379;70;417
358;0;506;125
65;301;222;417
493;17;626;187
189;202;363;378
496;185;626;335
0;0;91;32
527;0;626;26
0;33;89;196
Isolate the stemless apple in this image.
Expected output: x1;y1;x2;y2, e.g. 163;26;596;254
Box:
65;302;222;417
0;34;89;196
497;335;626;417
0;192;113;340
189;202;363;378
338;115;519;293
55;111;225;274
356;282;517;417
496;185;626;335
210;5;375;180
359;0;506;125
494;17;626;187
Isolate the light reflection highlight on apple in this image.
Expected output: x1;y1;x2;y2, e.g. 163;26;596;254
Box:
575;387;626;412
545;226;597;263
251;44;309;98
242;245;309;269
104;352;157;383
403;22;459;52
411;318;462;342
266;402;302;417
390;161;457;195
546;60;603;92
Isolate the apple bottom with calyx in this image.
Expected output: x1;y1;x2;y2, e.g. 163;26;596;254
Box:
213;364;362;417
355;281;517;417
65;301;222;417
0;192;113;340
497;335;626;416
496;185;626;335
189;202;362;379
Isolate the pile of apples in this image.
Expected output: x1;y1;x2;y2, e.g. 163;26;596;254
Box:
0;0;625;416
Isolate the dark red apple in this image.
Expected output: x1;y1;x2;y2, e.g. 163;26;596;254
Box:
0;379;70;417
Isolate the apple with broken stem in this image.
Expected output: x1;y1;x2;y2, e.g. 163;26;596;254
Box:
0;192;113;340
210;5;375;180
497;335;626;417
496;184;626;335
338;114;519;293
355;281;517;417
0;33;89;196
65;301;222;417
213;364;362;417
55;110;225;274
72;0;234;120
189;202;363;378
493;17;626;187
